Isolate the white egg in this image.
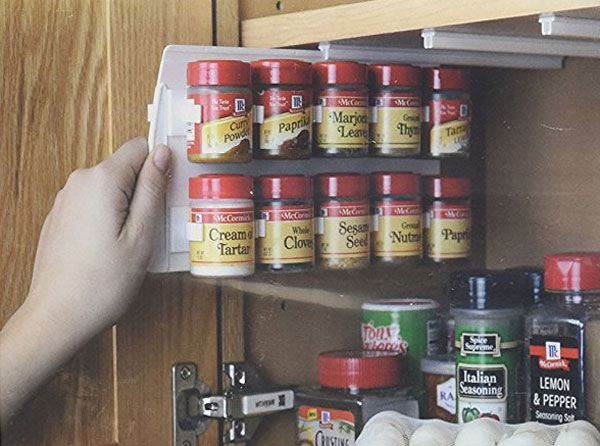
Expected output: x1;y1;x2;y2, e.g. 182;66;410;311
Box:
497;431;553;446
408;422;456;446
555;421;600;446
512;422;557;443
455;418;507;446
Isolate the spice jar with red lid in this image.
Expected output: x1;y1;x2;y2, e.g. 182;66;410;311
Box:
255;175;314;272
315;173;370;269
251;59;312;159
313;61;369;157
296;351;419;446
186;60;252;163
423;67;471;158
369;64;422;157
424;176;472;263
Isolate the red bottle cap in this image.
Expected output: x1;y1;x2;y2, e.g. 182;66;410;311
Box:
313;61;368;86
369;64;421;87
426;177;471;198
316;173;368;198
256;175;313;200
251;59;312;85
318;350;401;390
425;67;470;91
544;253;600;292
371;172;421;196
189;174;253;200
187;60;251;87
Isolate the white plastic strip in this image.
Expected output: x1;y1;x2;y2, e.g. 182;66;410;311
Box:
186;222;204;242
539;13;600;39
253;105;265;124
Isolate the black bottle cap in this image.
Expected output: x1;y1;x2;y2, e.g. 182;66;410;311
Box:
505;267;543;306
448;270;523;310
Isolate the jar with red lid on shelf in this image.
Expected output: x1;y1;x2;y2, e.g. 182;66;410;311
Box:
313;61;369;157
186;60;252;163
315;173;370;270
187;174;254;277
368;64;422;157
295;351;418;446
424;176;472;263
255;175;314;272
370;172;423;265
423;67;471;158
251;59;312;159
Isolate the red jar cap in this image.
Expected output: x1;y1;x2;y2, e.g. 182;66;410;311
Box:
251;59;312;85
425;67;470;91
371;172;421;196
426;177;471;198
369;64;421;87
313;61;367;86
318;350;401;390
189;174;253;200
187;60;251;87
544;253;600;292
316;173;368;198
256;175;313;199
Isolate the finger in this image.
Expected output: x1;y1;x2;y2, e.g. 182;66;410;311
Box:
104;137;149;175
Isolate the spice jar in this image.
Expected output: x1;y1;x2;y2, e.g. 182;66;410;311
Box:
187;174;254;277
315;173;370;270
313;61;369;157
251;59;312;159
186;60;252;163
368;64;421;157
421;355;456;422
506;267;544;307
255;175;314;272
450;271;524;424
370;172;423;264
296;351;419;446
525;253;600;426
425;176;471;263
424;68;471;158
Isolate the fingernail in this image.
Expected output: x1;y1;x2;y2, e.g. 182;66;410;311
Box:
153;145;172;174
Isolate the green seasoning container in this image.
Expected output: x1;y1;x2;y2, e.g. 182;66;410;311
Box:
361;299;441;392
450;271;523;424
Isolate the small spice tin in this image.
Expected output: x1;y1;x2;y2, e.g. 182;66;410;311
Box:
421;355;456;422
369;64;421;157
315;173;370;270
313;61;369;157
424;68;471;158
255;175;314;272
370;172;423;264
186;60;252;163
187;174;254;277
251;59;312;159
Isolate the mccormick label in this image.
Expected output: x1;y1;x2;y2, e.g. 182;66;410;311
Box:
437;377;457;415
529;336;583;425
189;207;254;267
257;205;314;264
370;93;421;151
372;200;422;258
315;91;369;150
187;92;252;156
427;99;470;155
425;203;471;260
317;202;369;259
297;406;355;446
457;364;508;423
255;89;311;150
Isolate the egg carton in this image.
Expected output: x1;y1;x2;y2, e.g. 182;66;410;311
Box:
356;411;600;446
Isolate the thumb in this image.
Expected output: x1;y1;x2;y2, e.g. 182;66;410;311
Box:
121;144;172;245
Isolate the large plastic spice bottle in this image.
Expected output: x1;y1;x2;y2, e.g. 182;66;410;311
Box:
525;253;600;426
186;60;252;163
251;59;312;159
313;61;369;157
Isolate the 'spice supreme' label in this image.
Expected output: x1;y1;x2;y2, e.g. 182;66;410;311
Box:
460;333;501;357
189;207;254;267
255;89;311;150
529;335;583;425
372;200;422;258
187;92;252;155
317;202;369;259
457;364;508;423
371;93;421;150
297;406;356;446
257;205;314;264
316;91;368;150
426;204;471;259
428;99;470;155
